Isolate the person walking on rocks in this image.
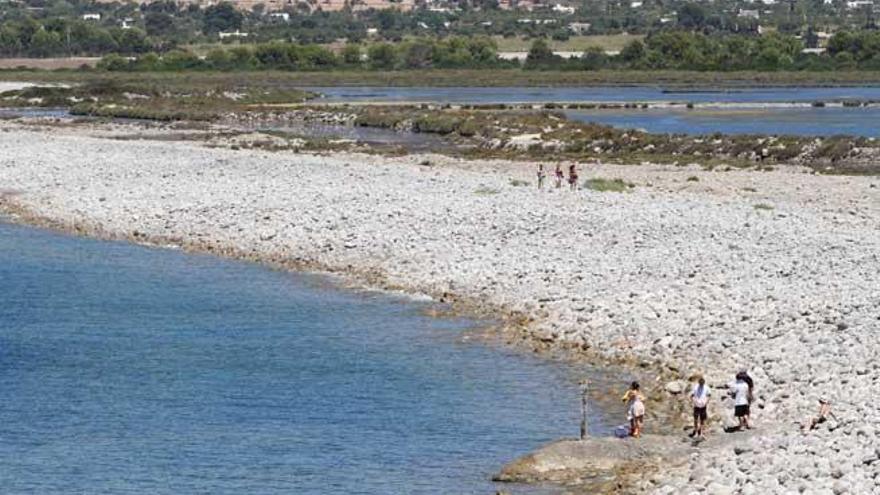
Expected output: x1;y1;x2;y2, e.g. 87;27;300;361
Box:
537;164;546;189
622;381;645;438
554;163;564;188
690;376;710;439
730;372;752;430
568;163;578;191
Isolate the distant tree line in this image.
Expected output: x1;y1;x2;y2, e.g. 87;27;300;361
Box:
524;30;880;71
3;0;877;57
97;36;513;71
0;19;153;57
94;29;880;72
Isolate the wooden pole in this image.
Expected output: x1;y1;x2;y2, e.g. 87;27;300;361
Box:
579;379;589;440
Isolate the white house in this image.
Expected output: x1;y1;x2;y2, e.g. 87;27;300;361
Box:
738;8;759;18
82;13;101;20
846;0;873;8
218;30;249;39
269;12;290;21
630;1;643;8
568;22;591;34
551;3;575;14
121;17;134;29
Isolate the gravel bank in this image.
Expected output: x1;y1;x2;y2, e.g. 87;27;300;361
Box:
1;122;879;494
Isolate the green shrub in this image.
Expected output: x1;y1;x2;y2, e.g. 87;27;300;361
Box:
584;177;635;192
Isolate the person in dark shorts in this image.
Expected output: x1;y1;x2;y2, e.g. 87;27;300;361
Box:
730;372;751;430
690;376;710;439
568;163;578;191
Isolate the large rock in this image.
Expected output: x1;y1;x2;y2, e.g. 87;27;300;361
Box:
494;436;686;484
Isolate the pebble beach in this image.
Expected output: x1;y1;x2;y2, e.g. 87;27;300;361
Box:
1;121;879;494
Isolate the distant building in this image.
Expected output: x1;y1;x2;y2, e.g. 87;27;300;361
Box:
630;1;643;7
219;30;249;39
121;17;135;29
551;3;575;14
568;22;591;34
91;0;413;11
312;0;414;11
269;12;290;21
738;8;759;18
82;13;101;20
846;0;873;8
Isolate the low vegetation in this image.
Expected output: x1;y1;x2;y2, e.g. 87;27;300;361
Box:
92;29;880;74
0;76;315;121
3;75;879;175
584;178;636;192
294;104;880;173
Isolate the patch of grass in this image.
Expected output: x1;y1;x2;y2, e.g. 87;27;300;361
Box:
0;74;316;121
509;178;530;187
584;177;635;192
474;186;501;195
9;69;880;89
742;186;758;192
753;203;774;210
686;175;699;182
492;34;644;53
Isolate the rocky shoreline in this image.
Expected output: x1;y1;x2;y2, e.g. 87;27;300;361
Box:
1;121;879;494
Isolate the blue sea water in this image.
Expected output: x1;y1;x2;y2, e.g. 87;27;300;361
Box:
0;221;618;494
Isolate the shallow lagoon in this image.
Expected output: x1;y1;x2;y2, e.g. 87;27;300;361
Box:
311;86;880;137
0;221;620;494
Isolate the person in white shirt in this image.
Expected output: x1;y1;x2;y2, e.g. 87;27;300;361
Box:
730;372;752;430
690;376;710;439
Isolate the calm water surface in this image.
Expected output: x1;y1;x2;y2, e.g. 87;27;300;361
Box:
0;221;618;494
309;86;880;104
309;86;880;137
565;106;880;137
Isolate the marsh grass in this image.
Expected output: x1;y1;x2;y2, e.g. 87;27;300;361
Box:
585;178;636;192
474;186;501;195
1;76;315;121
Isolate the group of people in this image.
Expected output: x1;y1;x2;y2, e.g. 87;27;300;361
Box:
618;370;760;440
536;163;578;191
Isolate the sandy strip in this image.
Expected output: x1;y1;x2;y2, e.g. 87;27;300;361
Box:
1;122;879;493
0;82;37;93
